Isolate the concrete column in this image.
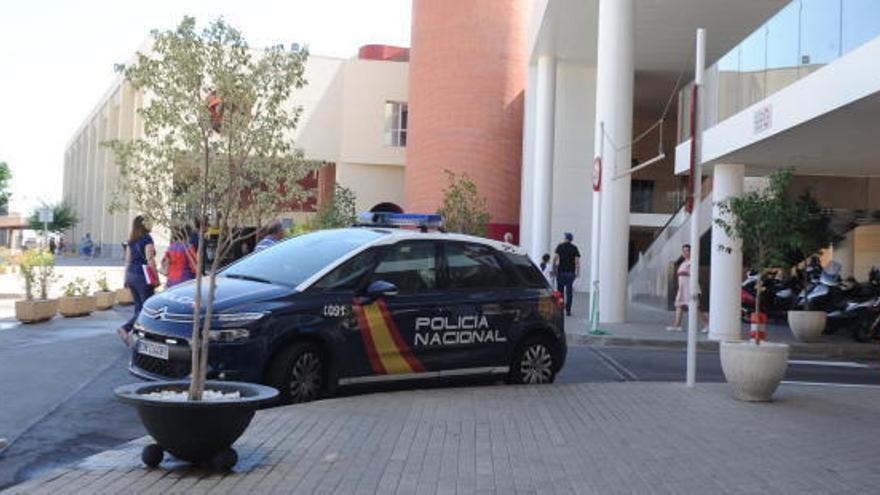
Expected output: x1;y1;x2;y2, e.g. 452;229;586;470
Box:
709;163;745;342
531;55;556;258
592;0;634;323
834;229;856;279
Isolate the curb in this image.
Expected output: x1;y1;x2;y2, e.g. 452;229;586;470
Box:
567;333;880;360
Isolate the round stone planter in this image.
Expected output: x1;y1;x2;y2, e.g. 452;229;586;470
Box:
59;296;97;317
116;288;134;305
720;341;789;402
94;291;116;310
115;381;278;470
15;299;58;323
787;310;826;342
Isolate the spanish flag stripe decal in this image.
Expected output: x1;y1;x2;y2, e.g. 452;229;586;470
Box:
362;303;413;374
376;301;426;373
354;302;386;374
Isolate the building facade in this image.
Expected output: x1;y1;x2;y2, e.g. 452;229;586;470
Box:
523;0;880;338
63;47;409;257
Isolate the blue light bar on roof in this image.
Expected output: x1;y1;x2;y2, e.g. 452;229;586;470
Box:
356;212;444;229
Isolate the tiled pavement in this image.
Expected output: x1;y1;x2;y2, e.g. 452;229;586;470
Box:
5;381;880;494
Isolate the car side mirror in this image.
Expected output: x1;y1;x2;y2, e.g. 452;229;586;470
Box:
365;280;398;299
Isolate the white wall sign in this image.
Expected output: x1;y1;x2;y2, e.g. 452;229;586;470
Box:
753;104;772;135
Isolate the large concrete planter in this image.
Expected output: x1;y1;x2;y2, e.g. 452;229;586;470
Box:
95;291;116;310
116;288;134;305
787;310;826;342
59;296;97;317
15;299;58;323
720;341;789;402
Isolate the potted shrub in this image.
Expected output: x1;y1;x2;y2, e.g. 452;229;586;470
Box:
116;286;134;305
58;277;97;317
94;271;116;310
715;170;811;401
106;17;320;470
783;192;841;341
14;250;58;323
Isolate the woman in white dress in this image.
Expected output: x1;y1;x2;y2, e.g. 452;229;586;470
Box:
667;244;708;332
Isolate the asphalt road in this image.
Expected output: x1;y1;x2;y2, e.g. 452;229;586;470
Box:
0;320;878;490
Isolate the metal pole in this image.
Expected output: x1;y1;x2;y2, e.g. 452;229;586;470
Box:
686;28;706;388
589;123;606;335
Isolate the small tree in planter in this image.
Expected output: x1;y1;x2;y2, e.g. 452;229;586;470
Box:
714;169;832;400
59;277;97;317
437;169;490;237
107;16;309;468
14;250;58;323
94;271;116;310
311;183;357;229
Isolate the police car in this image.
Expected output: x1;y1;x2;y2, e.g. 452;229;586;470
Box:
130;213;566;403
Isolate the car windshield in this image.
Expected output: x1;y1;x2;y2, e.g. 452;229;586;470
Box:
220;229;387;287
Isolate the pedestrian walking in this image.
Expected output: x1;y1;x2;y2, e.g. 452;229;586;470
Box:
666;244;708;332
80;233;93;258
553;232;581;316
48;237;56;255
254;220;284;252
540;253;554;284
161;226;197;288
117;216;158;347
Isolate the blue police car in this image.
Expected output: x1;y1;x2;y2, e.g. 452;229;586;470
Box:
130;214;566;403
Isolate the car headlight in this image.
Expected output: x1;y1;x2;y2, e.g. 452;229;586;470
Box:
209;328;250;343
215;312;266;323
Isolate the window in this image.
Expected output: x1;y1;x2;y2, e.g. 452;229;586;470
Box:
369;241;437;293
384;101;408;147
501;252;548;289
630;180;655;213
445;242;511;289
312;249;378;291
222;229;387;287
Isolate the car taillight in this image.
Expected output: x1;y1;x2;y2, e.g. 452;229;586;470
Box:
552;291;564;310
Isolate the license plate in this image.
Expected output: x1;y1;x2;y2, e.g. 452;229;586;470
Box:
138;340;169;360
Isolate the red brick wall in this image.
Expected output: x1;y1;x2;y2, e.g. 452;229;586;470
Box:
405;0;529;232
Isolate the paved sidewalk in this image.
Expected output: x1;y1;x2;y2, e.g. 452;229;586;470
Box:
565;293;880;360
4;381;880;494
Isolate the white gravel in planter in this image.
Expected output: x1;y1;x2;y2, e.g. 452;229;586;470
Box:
144;390;242;401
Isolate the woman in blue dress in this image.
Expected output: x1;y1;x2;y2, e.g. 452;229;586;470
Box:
117;215;158;346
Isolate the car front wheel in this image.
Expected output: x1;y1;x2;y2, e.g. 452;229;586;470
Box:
267;342;325;404
508;336;558;385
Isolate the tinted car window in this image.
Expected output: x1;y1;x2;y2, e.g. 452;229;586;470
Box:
501;252;549;288
312;249;378;291
221;229;386;287
445;242;511;289
369;241;438;294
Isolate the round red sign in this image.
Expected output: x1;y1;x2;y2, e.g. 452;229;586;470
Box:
592;156;602;192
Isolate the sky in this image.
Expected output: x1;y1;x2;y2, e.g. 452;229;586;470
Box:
0;0;412;216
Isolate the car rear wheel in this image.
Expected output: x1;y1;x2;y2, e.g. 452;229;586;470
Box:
267;342;325;404
508;336;557;385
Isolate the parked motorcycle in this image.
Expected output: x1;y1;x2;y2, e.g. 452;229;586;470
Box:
793;266;880;334
741;271;799;322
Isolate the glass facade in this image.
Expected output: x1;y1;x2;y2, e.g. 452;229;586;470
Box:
678;0;880;142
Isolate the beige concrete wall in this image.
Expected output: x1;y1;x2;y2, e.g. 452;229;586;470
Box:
339;59;408;166
64;52;409;252
855;225;880;280
336;162;406;213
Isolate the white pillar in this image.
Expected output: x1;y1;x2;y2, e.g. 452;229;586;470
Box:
531;55;556;259
834;229;856;279
709;163;745;342
592;0;634;323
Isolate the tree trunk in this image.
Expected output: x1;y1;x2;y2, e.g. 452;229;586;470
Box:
188;230;206;400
